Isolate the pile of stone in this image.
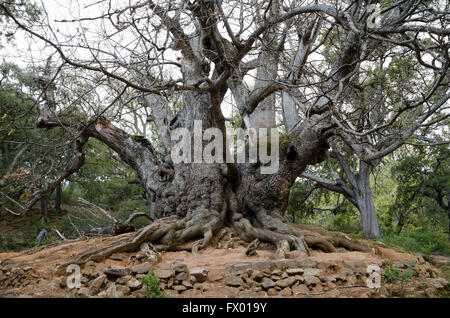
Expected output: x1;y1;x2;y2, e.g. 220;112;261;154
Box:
59;257;211;298
153;262;209;295
222;258;355;297
0;259;38;289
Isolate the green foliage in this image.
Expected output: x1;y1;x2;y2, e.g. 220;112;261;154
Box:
382;232;450;256
388;144;449;236
138;270;165;298
326;212;362;234
383;261;412;284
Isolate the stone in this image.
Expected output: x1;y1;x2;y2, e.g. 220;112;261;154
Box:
208;272;224;282
81;276;90;285
153;269;175;280
293;275;304;283
103;268;130;278
189;267;208;283
76;287;90;297
175;258;184;262
271;269;282;276
106;284;117;298
299;258;317;268
173;285;187;292
171;263;188;273
394;261;406;269
233;263;251;272
251;261;271;271
97;290;107;297
131;288;147;298
280;287;292;296
225;275;244;287
286;268;304;275
116;275;132;285
292;284;309;295
250;270;264;281
116;284;131;297
175;272;188;281
127;278;142;291
271;275;281;281
105;284;130;298
304;275;321;286
276;277;297;288
261;277;276;290
189;276;197;284
196;283;212;292
130;262;151;275
59;276;67;288
303;268;324;277
182;280;193;288
267;288;278;296
89;275;107;295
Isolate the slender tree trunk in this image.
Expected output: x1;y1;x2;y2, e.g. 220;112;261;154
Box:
355;163;380;238
54;184;62;211
40;195;49;223
395;214;404;235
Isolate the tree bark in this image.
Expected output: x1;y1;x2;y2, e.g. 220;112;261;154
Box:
54;184;62;212
40;195;50;223
355;176;380;238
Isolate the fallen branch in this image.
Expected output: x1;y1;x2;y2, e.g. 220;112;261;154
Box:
78;198;118;223
124;212;152;224
54;229;67;241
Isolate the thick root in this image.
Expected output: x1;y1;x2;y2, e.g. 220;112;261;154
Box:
60;208;224;269
231;207;374;257
58;204;374;273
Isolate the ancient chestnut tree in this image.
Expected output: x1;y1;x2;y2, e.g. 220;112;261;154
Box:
1;0;449;261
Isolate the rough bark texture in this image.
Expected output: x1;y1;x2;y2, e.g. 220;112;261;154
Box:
40;195;49;223
54;185;62;212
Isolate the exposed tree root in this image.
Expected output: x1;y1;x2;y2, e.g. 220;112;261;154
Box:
55;207;374;272
57;206;226;269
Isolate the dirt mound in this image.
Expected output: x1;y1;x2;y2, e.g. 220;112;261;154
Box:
0;234;448;298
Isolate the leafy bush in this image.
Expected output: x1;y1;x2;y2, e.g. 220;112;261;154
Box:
138;270;165;298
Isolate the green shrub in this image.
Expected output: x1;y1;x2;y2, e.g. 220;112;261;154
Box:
383;262;412;284
138;270;165;298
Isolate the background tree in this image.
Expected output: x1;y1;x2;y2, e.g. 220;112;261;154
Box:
390;140;449;236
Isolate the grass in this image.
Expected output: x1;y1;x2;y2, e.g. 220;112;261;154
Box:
382;232;450;256
138;270;165;298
